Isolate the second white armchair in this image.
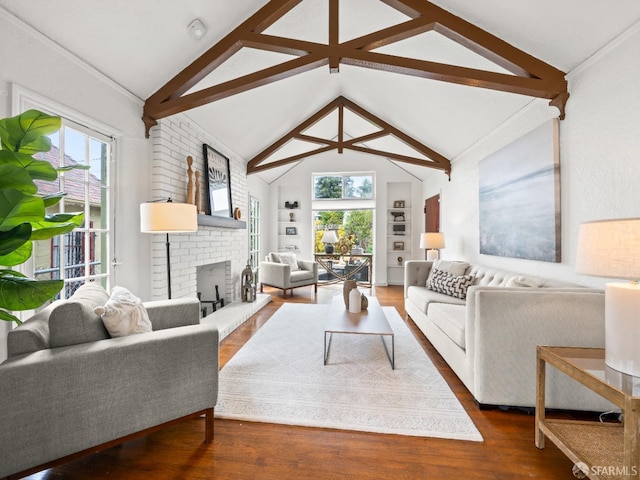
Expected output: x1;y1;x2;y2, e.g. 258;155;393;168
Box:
260;252;318;298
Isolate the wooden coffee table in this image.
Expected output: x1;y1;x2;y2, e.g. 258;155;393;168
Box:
323;295;395;369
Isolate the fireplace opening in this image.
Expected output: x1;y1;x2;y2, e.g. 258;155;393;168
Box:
197;287;224;316
196;261;231;316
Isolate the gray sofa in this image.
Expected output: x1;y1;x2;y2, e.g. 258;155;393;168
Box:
404;260;613;412
260;252;318;297
0;283;219;479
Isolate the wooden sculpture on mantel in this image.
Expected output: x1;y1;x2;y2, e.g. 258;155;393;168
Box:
186;156;194;204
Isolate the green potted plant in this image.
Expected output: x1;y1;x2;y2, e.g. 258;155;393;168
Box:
0;109;84;324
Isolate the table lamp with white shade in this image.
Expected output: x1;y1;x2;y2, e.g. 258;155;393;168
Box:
140;199;198;299
321;230;338;254
575;218;640;377
420;232;445;262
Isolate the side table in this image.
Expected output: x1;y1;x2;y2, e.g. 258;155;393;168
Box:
535;346;640;479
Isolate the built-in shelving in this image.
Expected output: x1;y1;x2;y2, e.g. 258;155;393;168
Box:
277;208;301;252
386;182;412;285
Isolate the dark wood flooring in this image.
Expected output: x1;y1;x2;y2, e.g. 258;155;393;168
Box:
25;285;579;479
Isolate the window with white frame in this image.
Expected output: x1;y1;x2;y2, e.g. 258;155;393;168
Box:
249;196;261;281
313;174;374;200
33;120;112;298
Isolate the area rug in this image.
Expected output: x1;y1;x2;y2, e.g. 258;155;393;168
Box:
215;302;483;441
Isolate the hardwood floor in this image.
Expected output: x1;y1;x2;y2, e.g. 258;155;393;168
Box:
26;285;579;479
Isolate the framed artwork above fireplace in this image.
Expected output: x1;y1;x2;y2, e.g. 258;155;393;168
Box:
203;143;233;218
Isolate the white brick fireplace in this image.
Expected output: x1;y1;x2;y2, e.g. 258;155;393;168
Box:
149;114;248;302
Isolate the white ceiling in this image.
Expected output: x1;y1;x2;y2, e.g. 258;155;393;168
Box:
2;0;640;183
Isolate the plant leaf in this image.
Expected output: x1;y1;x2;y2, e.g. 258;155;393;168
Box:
42;192;66;208
0;241;32;266
0;223;32;256
0;164;37;194
30;213;83;240
0;151;58;181
0;110;61;154
30;222;78;240
0;190;45;231
0;269;27;278
0;310;21;324
0;275;63;311
43;212;84;224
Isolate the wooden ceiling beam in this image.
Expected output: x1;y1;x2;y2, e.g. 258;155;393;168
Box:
246;97;341;170
143;0;569;141
345;145;448;171
343;130;389;145
148;0;301;104
337;103;344;153
339;96;452;171
295;134;338;147
377;0;421;19
246;95;452;177
341;17;437;51
144;54;327;120
240;34;565;99
340;50;562;98
396;0;566;81
329;0;340;73
143;0;302;133
249;146;336;173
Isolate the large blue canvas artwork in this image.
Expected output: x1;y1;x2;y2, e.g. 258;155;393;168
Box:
479;119;560;262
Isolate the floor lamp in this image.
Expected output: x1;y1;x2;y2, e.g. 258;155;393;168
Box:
575;218;640;377
140;199;198;299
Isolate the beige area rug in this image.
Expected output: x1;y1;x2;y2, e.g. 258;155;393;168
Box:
215;302;482;441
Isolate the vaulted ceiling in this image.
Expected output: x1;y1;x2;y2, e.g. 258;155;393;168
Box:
2;0;640;183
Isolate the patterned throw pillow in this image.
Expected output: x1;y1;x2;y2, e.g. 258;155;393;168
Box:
427;268;475;300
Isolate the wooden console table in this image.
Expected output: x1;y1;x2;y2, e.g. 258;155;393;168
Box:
314;253;372;287
535;346;640;479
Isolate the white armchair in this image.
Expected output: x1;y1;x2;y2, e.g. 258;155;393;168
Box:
260;252;318;298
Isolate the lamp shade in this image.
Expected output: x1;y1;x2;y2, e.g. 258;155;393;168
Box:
576;218;640;377
140;201;198;233
420;232;445;249
321;230;338;243
575;218;640;280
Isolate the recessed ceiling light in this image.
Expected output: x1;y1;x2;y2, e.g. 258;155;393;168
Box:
187;19;207;41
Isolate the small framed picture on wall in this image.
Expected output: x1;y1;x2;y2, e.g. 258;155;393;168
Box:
393;241;404;251
393;200;405;208
285;227;297;235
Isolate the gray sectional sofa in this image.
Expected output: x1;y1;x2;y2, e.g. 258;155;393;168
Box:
0;283;219;479
404;260;613;412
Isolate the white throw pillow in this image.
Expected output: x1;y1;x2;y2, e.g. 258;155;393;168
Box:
93;286;152;337
268;252;281;263
432;260;470;276
277;252;299;271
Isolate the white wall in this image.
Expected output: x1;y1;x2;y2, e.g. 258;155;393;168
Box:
422;23;640;289
0;11;152;360
267;149;424;285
